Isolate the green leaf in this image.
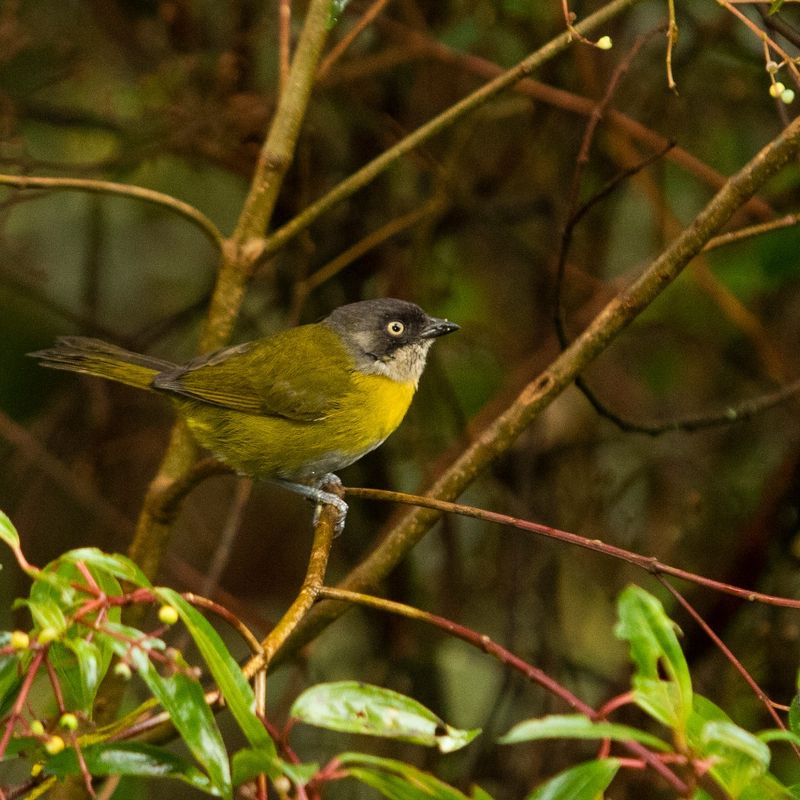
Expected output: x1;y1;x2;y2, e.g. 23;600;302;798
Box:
615;586;692;734
124;640;231;799
231;748;316;788
700;720;771;797
23;595;68;636
471;788;495;800
48;639;103;715
25;559;86;627
291;681;479;753
525;759;620;800
0;637;23;718
59;548;152;588
339;753;472;800
740;773;795;799
498;714;670;751
44;742;217;794
789;693;800;737
153;588;278;770
758;729;800;747
0;510;20;549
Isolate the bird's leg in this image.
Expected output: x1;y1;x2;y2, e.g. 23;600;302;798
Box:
274;473;348;535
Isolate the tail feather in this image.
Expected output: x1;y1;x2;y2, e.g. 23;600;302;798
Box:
28;336;175;390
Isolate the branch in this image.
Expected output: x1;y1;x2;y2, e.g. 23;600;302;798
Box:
343;488;800;610
276;112;800;657
0;174;224;250
243;495;339;678
259;0;642;259
127;0;333;581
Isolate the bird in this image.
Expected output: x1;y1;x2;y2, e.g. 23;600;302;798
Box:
29;298;459;531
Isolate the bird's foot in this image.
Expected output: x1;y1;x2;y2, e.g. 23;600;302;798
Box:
276;474;348;535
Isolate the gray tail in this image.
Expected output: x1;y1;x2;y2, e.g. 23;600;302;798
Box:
28;336;176;390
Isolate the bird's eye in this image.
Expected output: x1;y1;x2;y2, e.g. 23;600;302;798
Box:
386;320;405;337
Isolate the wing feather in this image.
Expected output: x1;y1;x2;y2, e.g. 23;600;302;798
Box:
152;325;354;421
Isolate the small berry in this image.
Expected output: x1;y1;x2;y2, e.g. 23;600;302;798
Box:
59;713;78;731
37;627;59;645
10;630;30;650
158;605;179;626
44;735;65;755
29;720;46;737
770;81;786;98
113;662;132;681
30;762;44;777
781;88;795;104
596;35;613;50
766;60;779;74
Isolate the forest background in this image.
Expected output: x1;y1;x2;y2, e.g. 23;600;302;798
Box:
1;0;800;798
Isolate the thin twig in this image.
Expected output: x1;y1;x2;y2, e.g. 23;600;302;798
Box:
658;577;799;759
343;487;800;610
279;0;292;94
317;0;393;80
182;592;262;656
703;213;800;252
259;0;642;259
0;174;224;250
290;193;447;314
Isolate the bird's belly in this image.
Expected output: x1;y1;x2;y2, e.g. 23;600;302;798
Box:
177;375;416;481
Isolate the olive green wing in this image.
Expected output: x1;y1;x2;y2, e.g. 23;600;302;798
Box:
152;325;354;421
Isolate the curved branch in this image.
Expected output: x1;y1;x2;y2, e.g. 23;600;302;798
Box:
0;173;225;250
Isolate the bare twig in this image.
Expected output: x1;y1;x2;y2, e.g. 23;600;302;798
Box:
0;174;224;250
317;0;393;80
658;577;797;757
343;487;800;610
260;0;642;259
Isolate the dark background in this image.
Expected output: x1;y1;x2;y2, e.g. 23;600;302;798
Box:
1;1;800;796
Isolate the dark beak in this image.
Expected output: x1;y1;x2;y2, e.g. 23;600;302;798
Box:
420;316;460;339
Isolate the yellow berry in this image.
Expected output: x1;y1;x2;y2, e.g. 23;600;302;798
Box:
37;627;59;645
10;630;30;650
30;762;44;777
30;720;45;736
59;713;78;731
596;35;613;50
770;81;786;98
113;662;132;680
44;735;65;755
158;605;179;626
781;88;795;104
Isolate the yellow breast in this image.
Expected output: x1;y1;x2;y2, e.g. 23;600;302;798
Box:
180;372;417;481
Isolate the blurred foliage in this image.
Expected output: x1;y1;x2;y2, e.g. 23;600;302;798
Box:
1;0;800;797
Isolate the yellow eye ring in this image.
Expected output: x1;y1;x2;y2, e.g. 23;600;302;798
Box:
386;320;405;336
